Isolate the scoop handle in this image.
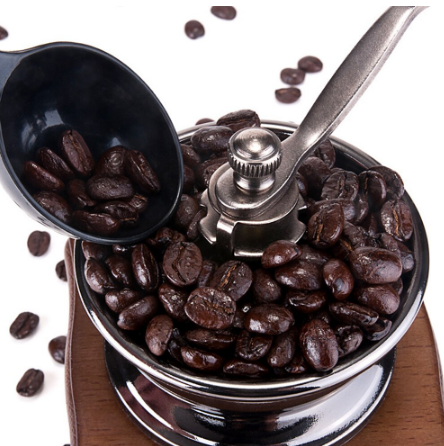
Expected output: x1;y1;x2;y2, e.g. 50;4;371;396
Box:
0;51;21;94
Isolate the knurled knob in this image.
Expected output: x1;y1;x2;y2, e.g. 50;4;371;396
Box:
228;128;282;192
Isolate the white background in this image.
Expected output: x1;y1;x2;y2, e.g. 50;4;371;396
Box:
0;3;443;445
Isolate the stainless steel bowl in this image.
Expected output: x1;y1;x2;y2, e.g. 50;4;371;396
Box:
74;121;429;445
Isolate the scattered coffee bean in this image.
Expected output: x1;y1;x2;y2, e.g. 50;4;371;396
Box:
211;6;237;20
185;20;205;39
10;312;40;339
280;68;306;85
56;260;67;281
48;336;67;364
275;87;302;104
298;56;323;72
27;230;51;256
216;109;261;132
16;369;44;397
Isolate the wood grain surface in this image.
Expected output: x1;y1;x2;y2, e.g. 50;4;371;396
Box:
65;240;444;446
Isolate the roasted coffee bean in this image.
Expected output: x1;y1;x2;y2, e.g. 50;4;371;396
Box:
349;247;402;284
16;369;44;397
313;139;336;168
275;259;323;291
298;56;323;72
252;268;282;303
195;156;227;189
391;278;404;296
397;241;415;273
112;243;137;256
321;170;359;201
379;199;413;242
27;230;51;256
81;241;111;261
184;20;205;39
358;170;387;209
36;147;75;181
67;179;97;209
329;301;379;328
361;212;379;236
94;145;127;177
363;317;392;341
147;227;187;253
322;259;354;300
124;150;161;194
24;161;65;192
307;203;344;249
56;260;67;281
87;175;134;201
48;336;67;364
132;244;160;292
307;198;356;222
354;284;400;315
298;156;331;198
233;301;253;329
261;240;301;269
163;242;203;287
216;109;261;132
275;87;301;103
174;194;200;230
0;26;8;40
236;330;273;361
298;244;330;266
185;287;236;330
300;319;338;372
185;328;236;350
353;193;369;224
167;328;188;363
334;325;363;358
286;289;326;313
369;165;404;198
267;327;298;368
223;359;268;377
34;191;72;224
211;6;237;20
195;118;214;125
181;346;224;371
105;255;136;288
125;193;149;213
190;125;233;156
84;258;116;294
117;295;159;330
284;352;309;374
158;283;189;322
245;304;294;335
59;129;95;177
10;312;40;339
105;288;143;313
280;67;306;85
209;260;253;301
72;210;120;235
94;200;139;228
145;315;174;356
181;144;201;168
197;259;218;288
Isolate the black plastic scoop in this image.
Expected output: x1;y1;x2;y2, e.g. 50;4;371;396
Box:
0;42;183;244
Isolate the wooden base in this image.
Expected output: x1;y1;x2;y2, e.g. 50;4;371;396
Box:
64;240;444;445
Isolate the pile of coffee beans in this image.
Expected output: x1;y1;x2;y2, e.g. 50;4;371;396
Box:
185;6;237;39
24;130;160;236
82;109;415;378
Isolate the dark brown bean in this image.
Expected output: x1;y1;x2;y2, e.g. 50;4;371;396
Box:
36;147;75;181
184;20;205;39
331;222;367;260
147;227;187;252
16;369;44;397
10;312;40;339
67;179;97;209
211;6;237;20
24;161;65;192
195;156;227;189
173;194;200;230
124;150;161;194
307;198;356;223
348;246;403;284
298;56;323;72
354;284;400;315
307;203;344;249
353;193;369;224
216;109;261;132
84;258;117;294
300;319;338;372
34;191;72;224
275;87;301;104
190;125;233;156
59;129;95;177
369;165;404;199
379;199;413;242
252;268;282;303
298;244;330;266
94;200;139;228
56;260;67;281
131;244;160;292
181;346;224;371
236;330;273;361
48;336;67;364
185;328;236;350
181;144;201;168
209;260;253;301
280;68;306;85
94;145;127;177
267;327;298;368
158;283;189;322
81;241;111;261
298;156;331;198
117;295;159;330
322;259;354;300
184;287;236;330
27;230;50;256
334;325;363;358
163;242;203;287
313;139;336;168
329;301;379;328
105;288;143;313
284;352;309;374
358;170;387;209
363;317;393;341
125;193;149;213
87;175;134;201
261;240;301;269
195;118;214;125
223;359;268;377
275;259;323;291
145;315;174;356
105;255;136;288
72;210;120;235
321;170;359;201
245;304;294;335
397;240;415;273
197;259;218;288
286;290;327;313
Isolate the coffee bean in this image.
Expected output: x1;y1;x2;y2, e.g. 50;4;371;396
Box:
72;210;120;235
380;199;413;242
209;260;253;301
358;170;387;210
363;317;393;341
132;244;160;292
298;156;331;198
117;295;159;330
313;139;336;168
125;193;149;213
24;161;65;193
197;259;218;288
67;179;97;209
105;288;143;313
173;194;200;230
334;325;363;358
163;242;203;287
145;314;174;356
147;227;187;253
261;240;301;269
195;118;214;125
236;330;273;361
267;327;298;368
211;6;237;20
181;144;201;168
286;289;327;313
181;346;224;371
184;20;205;39
27;230;51;257
81;241;111;261
307;198;356;223
275;259;323;291
124;150;161;194
298;56;323;72
59;129;95;177
397;240;415;273
252;268;282;303
185;328;236;350
105;255;136;288
280;68;306;85
275;87;301;104
284;352;309;374
56;260;67;281
330;221;367;260
190;126;233;156
354;284;400;315
94;201;139;228
87;175;135;201
184;287;236;330
94;145;127;177
36;147;75;181
329;301;379;328
84;258;117;295
245;304;294;335
48;336;67;364
307;203;345;249
369;165;404;199
321;170;359;201
33;191;72;224
16;369;44;397
216;109;261;132
322;259;354;300
158;283;189;322
0;26;8;40
194;156;227;189
10;312;40;339
223;359;268;377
